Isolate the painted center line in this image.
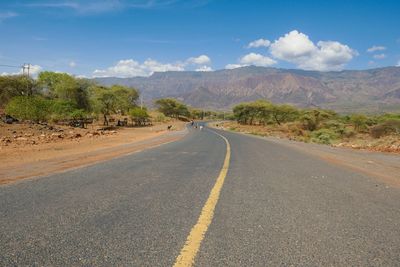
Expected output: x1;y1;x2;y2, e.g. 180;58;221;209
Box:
173;130;231;267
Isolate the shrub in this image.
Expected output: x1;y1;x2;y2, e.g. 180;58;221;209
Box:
70;109;87;120
350;114;368;132
5;96;52;122
129;107;150;126
370;120;400;138
310;128;339;144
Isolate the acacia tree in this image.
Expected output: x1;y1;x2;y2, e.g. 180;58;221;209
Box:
110;85;139;114
270;104;299;125
300;109;336;131
89;86;118;125
155;98;189;118
233;100;273;125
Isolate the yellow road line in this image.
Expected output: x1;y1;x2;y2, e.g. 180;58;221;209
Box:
173;130;231;267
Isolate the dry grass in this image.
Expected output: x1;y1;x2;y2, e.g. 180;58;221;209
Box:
215;121;400;154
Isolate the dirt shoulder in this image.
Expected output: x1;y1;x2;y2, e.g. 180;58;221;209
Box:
0;121;186;185
210;122;400;188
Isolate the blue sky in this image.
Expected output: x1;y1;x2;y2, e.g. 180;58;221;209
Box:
1;0;399;77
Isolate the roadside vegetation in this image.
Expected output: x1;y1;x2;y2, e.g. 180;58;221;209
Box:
225;100;400;153
0;72;149;127
154;97;227;121
1;73;224;127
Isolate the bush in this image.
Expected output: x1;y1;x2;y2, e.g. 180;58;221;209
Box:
49;100;78;121
70;109;87;120
370;120;400;138
310;129;339;144
5;96;52;122
129;107;150;126
350;114;368;132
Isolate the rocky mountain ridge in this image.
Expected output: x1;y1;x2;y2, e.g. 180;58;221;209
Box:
95;66;400;113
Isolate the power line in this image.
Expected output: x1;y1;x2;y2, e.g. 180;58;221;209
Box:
0;64;21;68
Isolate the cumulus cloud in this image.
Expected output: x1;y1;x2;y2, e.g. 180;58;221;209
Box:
93;59;185;78
94;54;213;77
373;53;386;59
269;30;357;71
195;65;213;72
270;30;315;60
367;45;386;53
69;61;77;67
247;38;270;48
239;53;276;66
225;63;247;69
187;55;211;65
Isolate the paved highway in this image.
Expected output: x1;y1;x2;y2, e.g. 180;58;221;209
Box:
1;124;399;266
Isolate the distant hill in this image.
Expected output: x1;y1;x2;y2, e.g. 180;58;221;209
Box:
94;66;400;113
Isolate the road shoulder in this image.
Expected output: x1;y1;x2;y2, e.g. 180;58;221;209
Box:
0;124;188;185
211;124;400;188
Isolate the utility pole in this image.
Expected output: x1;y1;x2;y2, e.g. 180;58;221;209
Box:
21;63;31;77
21;63;26;75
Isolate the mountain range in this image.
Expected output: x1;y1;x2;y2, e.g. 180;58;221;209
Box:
95;66;400;113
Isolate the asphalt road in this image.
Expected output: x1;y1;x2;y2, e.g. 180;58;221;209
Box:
1;124;399;266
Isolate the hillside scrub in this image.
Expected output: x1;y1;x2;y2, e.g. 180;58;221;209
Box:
230;100;400;152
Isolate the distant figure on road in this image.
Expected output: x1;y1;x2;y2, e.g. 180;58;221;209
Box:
199;125;203;130
190;120;194;126
167;125;172;130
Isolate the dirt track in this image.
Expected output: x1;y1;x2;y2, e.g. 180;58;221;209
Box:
0;122;186;185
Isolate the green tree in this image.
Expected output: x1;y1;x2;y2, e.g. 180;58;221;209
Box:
89;86;118;125
233;100;274;125
38;71;91;110
300;109;336;131
155;98;189;118
110;85;139;114
0;75;38;107
270;104;299;125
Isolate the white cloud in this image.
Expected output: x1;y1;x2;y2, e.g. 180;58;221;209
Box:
269;30;357;71
93;59;185;78
1;64;42;77
187;55;211;65
69;61;77;67
247;38;271;48
24;1;123;15
270;30;315;60
0;11;18;22
397;61;400;67
195;65;213;72
239;53;276;67
24;0;179;14
94;54;213;77
373;54;386;59
367;45;386;53
29;65;42;75
225;63;247;69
